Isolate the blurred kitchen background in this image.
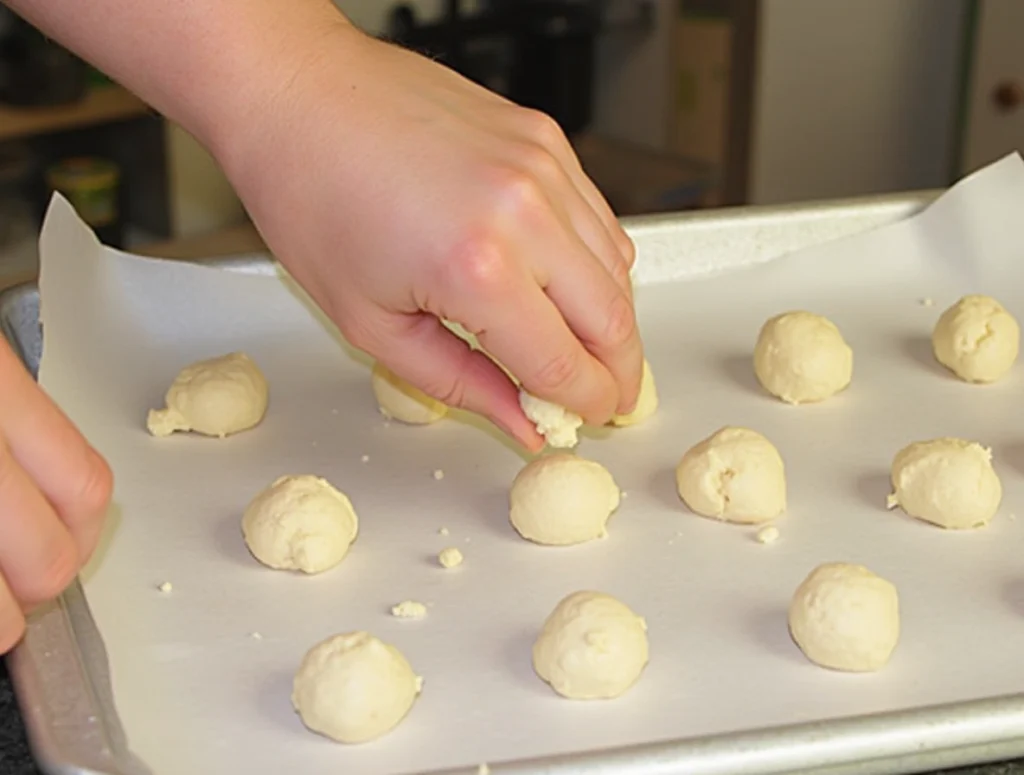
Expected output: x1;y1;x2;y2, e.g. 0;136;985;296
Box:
0;0;1020;286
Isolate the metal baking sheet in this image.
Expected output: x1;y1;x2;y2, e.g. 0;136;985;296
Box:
11;153;1024;775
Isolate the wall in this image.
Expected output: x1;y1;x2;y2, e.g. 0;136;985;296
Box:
749;0;969;205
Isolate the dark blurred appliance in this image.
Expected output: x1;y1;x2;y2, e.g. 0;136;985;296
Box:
386;0;653;137
0;7;86;106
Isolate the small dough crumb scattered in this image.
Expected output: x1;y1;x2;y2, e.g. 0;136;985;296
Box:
789;562;899;672
242;475;359;573
361;455;370;463
391;600;428;619
919;297;934;307
676;426;786;524
888;437;1002;529
292;631;421;743
157;581;173;593
519;390;582;448
609;359;659;427
932;295;1019;383
147;352;269;438
438;547;464;569
250;632;263;640
510;453;620;545
432;469;445;481
753;311;853;404
370;362;448;424
533;591;649;699
438;527;449;536
755;525;779;544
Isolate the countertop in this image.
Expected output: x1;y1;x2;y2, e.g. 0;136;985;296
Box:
0;652;1019;774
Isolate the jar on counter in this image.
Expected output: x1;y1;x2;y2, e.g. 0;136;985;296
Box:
45;156;123;247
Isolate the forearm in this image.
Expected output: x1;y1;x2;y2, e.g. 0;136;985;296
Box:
3;0;355;156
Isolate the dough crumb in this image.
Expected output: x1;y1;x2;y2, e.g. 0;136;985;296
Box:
478;765;491;775
250;632;263;640
519;390;582;448
622;491;629;499
755;525;780;544
432;469;445;481
157;581;173;593
371;362;448;424
919;297;934;307
391;600;428;619
330;408;338;415
438;526;449;536
361;454;370;463
438;547;464;569
147;351;269;438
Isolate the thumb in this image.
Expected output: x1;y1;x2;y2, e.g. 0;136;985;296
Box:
359;308;543;452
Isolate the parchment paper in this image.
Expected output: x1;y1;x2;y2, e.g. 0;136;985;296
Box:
35;153;1024;775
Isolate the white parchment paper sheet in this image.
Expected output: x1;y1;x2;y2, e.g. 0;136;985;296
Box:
36;154;1024;775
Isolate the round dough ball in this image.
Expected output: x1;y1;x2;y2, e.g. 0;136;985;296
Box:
932;294;1019;383
371;362;447;424
509;453;620;545
532;591;648;699
887;438;1002;529
292;631;422;743
146;351;268;438
753;311;853;404
675;426;786;524
519;390;582;448
242;475;358;573
609;359;659;427
788;562;900;672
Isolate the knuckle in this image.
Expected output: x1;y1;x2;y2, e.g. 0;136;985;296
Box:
520;143;561;182
73;450;113;524
492;167;546;222
531;348;582;394
521;109;566;149
610;256;632;289
447;234;508;296
618;232;637;268
604;293;637;349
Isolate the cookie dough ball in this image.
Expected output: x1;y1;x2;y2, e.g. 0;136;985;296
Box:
932;295;1020;383
510;453;620;545
753;311;853;404
519;390;583;448
533;591;648;699
788;562;900;672
675;427;786;524
887;438;1002;529
371;362;447;425
242;475;358;573
292;632;422;744
146;352;268;438
609;360;659;427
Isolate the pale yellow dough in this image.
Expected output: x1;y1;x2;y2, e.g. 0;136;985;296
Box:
932;295;1020;383
532;591;648;699
675;427;786;524
509;453;620;545
242;475;358;573
887;438;1002;529
370;362;447;424
519;390;582;448
292;632;422;744
788;562;900;672
146;352;268;438
753;311;852;404
610;359;659;427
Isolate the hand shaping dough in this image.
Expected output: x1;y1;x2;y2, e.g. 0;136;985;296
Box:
788;562;900;672
887;438;1002;529
371;362;447;424
510;453;620;545
242;475;358;573
292;631;422;744
753;311;853;404
532;591;648;700
609;359;658;427
519;390;582;448
932;295;1020;383
675;427;786;524
146;352;268;438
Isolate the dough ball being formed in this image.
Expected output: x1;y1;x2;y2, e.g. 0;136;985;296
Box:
147;352;268;438
609;359;659;427
519;390;582;448
533;591;649;700
510;453;620;545
932;295;1020;383
242;475;358;573
753;311;853;404
788;562;900;672
370;362;447;425
887;438;1002;529
675;427;786;524
292;631;422;744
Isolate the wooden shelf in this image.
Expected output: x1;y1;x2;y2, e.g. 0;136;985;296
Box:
0;85;152;143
